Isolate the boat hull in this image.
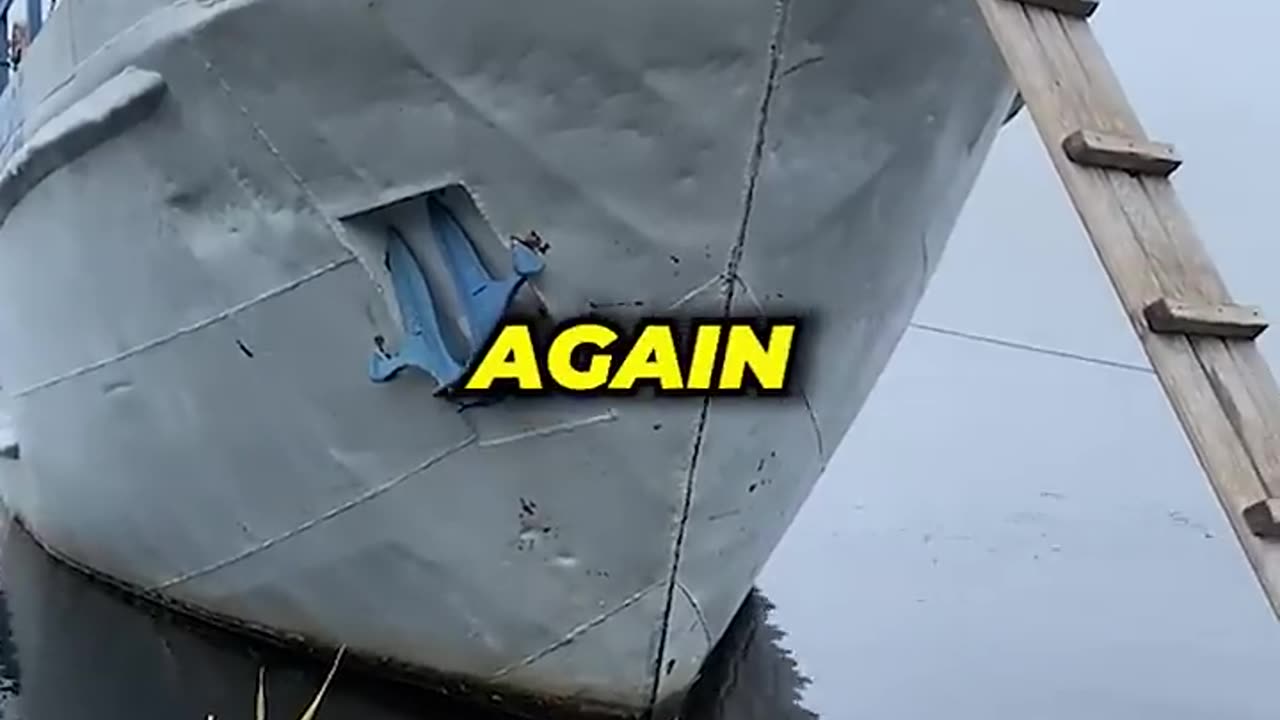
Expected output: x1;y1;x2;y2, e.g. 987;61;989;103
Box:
0;0;1012;715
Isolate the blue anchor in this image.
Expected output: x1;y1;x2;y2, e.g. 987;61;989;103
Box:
369;195;545;393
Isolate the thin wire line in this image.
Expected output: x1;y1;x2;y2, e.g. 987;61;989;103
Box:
909;321;1154;375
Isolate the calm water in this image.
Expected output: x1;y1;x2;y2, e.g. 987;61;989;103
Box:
0;514;817;720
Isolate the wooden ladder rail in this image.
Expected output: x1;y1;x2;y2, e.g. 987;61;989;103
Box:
974;0;1280;618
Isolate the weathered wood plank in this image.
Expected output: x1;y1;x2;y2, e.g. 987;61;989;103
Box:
1245;499;1280;539
976;0;1280;618
1063;129;1182;176
1058;12;1280;503
1144;298;1269;339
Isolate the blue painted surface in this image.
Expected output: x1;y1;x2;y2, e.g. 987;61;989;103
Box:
369;194;544;392
369;225;467;389
426;196;544;352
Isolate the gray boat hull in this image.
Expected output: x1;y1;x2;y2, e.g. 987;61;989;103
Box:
0;0;1012;715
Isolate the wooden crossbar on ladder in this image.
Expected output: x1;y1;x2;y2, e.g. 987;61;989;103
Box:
974;0;1280;618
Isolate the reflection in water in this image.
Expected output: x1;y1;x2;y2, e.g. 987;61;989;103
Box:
680;592;820;720
0;516;818;720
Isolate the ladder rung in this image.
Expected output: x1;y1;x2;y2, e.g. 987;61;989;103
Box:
1062;129;1182;176
1143;298;1269;339
1009;0;1099;18
1244;499;1280;540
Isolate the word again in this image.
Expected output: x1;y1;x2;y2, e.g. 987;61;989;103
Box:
456;319;800;397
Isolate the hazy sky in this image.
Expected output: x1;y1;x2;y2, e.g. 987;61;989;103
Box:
760;2;1280;718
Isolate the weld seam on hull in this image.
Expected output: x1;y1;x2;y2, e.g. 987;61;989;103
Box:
12;255;357;397
476;410;620;448
150;432;478;590
666;273;725;311
0;66;167;226
188;42;369;276
799;389;826;461
733;274;767;315
733;265;828;465
369;15;670;258
488;579;666;681
675;579;714;647
646;0;793;709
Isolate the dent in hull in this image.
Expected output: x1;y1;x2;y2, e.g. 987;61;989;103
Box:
0;0;1012;714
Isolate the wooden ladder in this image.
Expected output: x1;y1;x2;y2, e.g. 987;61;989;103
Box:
974;0;1280;618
